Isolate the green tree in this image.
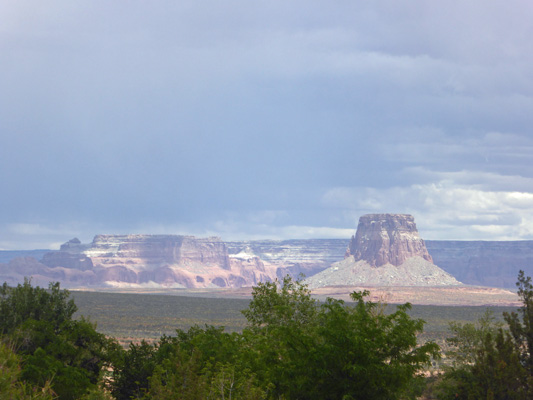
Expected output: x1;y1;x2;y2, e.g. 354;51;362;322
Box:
111;340;158;400
242;275;318;329
433;271;533;400
146;350;266;400
504;270;533;375
470;329;529;399
146;326;265;399
0;341;55;399
241;276;439;399
0;279;77;335
146;348;209;400
434;325;528;400
111;326;266;400
0;279;118;399
110;276;440;399
445;309;501;366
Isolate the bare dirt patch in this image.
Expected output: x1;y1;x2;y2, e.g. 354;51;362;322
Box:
309;285;520;306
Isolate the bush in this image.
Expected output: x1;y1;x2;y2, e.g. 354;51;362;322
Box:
431;271;533;400
0;279;119;399
0;341;55;399
241;276;439;399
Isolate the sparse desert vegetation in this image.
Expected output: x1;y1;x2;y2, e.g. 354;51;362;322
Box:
69;288;517;344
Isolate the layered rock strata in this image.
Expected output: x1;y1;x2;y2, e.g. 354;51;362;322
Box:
4;224;533;289
2;236;349;289
347;214;433;266
226;239;347;279
38;235;279;288
306;214;460;288
80;235;232;271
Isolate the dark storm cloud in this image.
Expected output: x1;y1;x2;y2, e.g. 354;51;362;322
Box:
1;1;533;248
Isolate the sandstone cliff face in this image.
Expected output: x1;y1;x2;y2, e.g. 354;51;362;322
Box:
85;235;231;271
2;235;341;289
27;235;281;289
347;214;433;267
4;234;533;289
226;239;346;279
307;214;460;288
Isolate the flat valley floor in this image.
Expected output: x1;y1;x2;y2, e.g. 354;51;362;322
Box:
71;287;520;346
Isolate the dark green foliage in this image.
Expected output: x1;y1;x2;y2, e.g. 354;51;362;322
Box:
504;270;533;374
171;325;243;365
110;276;436;399
0;279;77;335
0;341;56;399
437;328;528;399
445;309;501;366
0;279;118;399
10;276;511;399
146;345;265;399
159;326;264;399
242;277;439;399
147;349;209;399
243;275;318;329
433;271;533;400
16;318;117;399
470;329;529;399
111;325;265;399
111;340;158;400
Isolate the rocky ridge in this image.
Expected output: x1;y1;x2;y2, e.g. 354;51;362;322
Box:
2;221;533;289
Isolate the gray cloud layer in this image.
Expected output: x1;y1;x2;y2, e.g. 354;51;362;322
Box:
1;1;533;248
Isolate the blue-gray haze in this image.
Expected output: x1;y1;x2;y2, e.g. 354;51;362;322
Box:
1;1;533;249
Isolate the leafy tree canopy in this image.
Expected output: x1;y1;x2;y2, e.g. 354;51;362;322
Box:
0;278;119;400
432;270;533;400
112;276;438;399
0;278;77;335
241;276;439;400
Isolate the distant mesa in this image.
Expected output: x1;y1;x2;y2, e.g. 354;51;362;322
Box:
39;234;277;289
3;213;533;293
306;214;461;287
1;235;344;289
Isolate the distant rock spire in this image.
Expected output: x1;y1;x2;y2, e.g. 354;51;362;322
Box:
346;214;433;267
305;213;461;288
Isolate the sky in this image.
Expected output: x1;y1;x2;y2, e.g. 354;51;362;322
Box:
1;1;533;249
